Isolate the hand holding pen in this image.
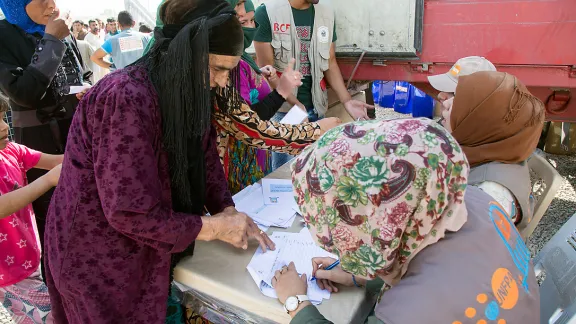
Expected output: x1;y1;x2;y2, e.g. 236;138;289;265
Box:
311;257;366;292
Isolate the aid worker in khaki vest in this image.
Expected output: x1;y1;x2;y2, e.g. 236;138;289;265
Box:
254;0;374;170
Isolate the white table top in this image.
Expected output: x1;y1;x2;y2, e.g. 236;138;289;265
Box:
174;163;373;323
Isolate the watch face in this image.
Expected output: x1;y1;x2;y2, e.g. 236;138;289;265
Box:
285;296;299;312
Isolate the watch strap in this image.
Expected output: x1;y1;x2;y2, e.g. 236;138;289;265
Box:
296;295;309;302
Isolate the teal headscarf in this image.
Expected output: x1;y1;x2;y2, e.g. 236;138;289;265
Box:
142;0;165;55
225;0;261;73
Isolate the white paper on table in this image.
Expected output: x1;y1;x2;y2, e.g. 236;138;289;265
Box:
233;183;262;204
280;105;309;125
247;233;289;285
276;214;296;229
262;179;297;208
69;85;91;95
292;206;302;215
247;232;328;305
247;229;336;304
236;188;296;227
250;205;295;227
233;185;253;204
256;223;271;232
265;228;337;285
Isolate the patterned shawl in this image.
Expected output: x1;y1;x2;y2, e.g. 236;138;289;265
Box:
292;118;470;286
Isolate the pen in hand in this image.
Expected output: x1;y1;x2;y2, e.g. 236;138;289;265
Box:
311;260;340;281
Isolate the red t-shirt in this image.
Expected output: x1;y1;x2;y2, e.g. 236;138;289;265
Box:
0;142;42;287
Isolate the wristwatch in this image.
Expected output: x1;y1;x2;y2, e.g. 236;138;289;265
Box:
283;295;309;314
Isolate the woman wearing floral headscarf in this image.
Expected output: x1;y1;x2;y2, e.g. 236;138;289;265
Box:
273;118;540;323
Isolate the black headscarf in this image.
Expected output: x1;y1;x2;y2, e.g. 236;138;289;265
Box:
141;0;243;216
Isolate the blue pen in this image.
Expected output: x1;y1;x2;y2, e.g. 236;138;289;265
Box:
311;260;340;281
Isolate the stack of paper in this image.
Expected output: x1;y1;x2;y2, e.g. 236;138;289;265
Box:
233;183;297;231
280;105;309;125
246;228;337;305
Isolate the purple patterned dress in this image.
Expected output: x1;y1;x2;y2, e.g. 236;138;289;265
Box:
43;66;234;323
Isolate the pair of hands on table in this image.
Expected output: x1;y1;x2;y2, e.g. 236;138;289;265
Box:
272;257;367;316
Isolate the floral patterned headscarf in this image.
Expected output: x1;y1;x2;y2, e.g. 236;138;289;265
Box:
291;118;470;286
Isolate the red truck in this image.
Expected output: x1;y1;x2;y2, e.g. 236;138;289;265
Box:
330;0;576;121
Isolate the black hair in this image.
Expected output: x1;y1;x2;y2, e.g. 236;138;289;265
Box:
106;17;116;23
88;19;96;25
117;11;134;27
73;20;84;25
139;24;153;33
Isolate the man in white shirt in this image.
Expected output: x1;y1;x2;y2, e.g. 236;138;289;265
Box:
85;20;103;49
84;19;108;82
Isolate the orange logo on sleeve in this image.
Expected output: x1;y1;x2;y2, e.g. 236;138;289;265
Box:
492;207;511;241
492;268;519;310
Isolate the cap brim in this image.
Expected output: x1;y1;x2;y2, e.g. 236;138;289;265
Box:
428;74;458;93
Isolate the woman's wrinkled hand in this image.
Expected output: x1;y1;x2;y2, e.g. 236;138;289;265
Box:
212;210;275;251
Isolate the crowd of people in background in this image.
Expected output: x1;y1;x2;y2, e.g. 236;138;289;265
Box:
0;0;543;323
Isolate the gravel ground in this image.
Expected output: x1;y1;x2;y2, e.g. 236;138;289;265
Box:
527;152;576;254
1;109;573;323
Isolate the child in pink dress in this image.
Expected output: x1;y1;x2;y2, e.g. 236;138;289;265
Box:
0;96;63;324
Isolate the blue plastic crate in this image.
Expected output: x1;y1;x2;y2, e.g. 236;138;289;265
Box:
372;81;435;118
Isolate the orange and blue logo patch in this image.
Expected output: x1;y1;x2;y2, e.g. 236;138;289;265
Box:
453;202;532;323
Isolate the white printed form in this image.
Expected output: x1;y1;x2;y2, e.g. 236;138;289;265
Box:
235;189;295;227
279;105;309;125
262;179;298;208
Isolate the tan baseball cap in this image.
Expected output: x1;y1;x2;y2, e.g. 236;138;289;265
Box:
428;56;497;93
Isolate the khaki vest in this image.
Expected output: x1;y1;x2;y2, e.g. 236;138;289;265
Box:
375;187;540;324
265;0;334;116
468;162;533;231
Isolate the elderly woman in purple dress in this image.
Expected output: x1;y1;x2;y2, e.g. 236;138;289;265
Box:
43;0;274;323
